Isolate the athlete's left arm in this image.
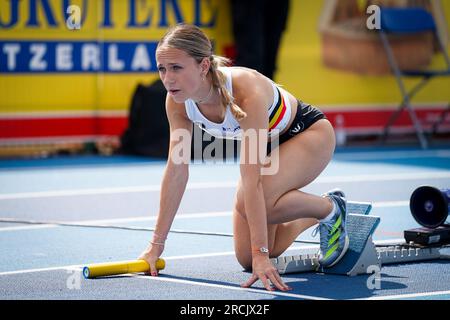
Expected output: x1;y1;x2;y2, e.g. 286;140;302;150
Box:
237;79;290;292
239;91;270;257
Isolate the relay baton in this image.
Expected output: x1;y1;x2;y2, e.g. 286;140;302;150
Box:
83;258;165;279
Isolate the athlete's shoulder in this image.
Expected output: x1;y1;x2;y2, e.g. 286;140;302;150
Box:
227;67;273;107
227;66;261;85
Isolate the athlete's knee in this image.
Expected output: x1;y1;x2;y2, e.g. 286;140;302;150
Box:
233;237;252;271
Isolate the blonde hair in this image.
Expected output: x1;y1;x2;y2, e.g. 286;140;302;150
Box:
157;24;247;121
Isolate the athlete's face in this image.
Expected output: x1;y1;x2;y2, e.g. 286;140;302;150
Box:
156;47;206;104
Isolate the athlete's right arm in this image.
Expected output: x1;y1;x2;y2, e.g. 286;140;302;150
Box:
138;94;193;275
154;94;193;242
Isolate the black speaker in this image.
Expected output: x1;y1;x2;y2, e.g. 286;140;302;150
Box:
409;186;450;228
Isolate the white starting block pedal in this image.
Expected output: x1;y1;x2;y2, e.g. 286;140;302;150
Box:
272;201;450;277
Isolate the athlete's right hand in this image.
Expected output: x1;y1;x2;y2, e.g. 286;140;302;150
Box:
138;243;165;276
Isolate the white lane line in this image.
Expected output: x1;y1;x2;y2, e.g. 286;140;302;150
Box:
360;290;450;300
0;199;411;232
0;265;84;276
0;224;59;232
372;201;409;207
0;182;237;200
162;245;318;261
1;171;449;200
0;211;233;232
128;273;327;300
164;251;236;260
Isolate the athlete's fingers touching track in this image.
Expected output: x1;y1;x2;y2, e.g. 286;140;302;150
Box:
268;271;291;291
258;274;273;292
241;271;292;292
241;273;273;291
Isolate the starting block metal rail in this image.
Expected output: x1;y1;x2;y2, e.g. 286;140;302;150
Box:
271;201;450;276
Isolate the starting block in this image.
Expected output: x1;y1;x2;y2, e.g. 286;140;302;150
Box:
272;201;450;276
346;201;372;216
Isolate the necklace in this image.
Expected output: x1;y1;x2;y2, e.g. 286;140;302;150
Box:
195;84;214;104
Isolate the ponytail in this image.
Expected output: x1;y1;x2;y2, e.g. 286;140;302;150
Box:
209;55;247;121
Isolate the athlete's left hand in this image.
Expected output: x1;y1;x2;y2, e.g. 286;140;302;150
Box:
241;255;292;292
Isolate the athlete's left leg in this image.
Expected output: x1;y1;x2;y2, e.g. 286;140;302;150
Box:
262;118;337;256
233;118;336;266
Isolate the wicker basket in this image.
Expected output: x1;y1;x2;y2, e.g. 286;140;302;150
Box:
318;0;438;75
320;17;434;75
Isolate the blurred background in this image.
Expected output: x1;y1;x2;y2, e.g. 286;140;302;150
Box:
0;0;449;159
